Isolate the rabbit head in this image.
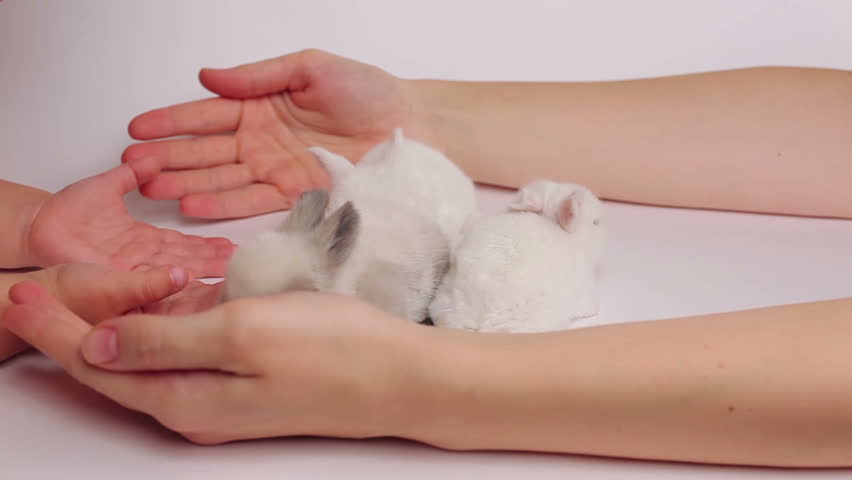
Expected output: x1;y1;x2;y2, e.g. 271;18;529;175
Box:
223;189;360;300
509;180;603;233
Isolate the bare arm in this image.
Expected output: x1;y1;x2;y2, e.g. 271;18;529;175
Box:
398;297;852;467
124;51;852;219
0;180;50;268
413;67;852;218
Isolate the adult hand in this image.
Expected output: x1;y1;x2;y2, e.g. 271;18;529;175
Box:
26;160;235;277
123;49;429;218
3;283;422;444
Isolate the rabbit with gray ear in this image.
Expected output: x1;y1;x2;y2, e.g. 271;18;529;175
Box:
223;189;360;301
224;129;461;322
429;180;606;333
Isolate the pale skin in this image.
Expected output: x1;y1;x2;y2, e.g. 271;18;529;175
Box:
0;265;224;361
5;49;852;467
0;158;233;360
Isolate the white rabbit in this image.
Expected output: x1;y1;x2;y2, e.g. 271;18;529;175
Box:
224;188;450;321
429;181;606;333
308;128;476;248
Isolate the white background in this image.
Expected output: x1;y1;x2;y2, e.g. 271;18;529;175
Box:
2;1;852;478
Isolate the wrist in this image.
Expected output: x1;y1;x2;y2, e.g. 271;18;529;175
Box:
404;78;498;184
379;323;499;450
403;79;464;158
0;180;51;268
18;191;52;268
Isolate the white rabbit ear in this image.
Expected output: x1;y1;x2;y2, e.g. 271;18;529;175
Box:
508;188;545;213
308;146;354;182
314;201;360;269
281;189;329;232
556;192;583;233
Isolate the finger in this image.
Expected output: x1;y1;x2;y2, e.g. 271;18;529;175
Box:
149;252;231;279
199;50;313;99
123;155;162;185
158;230;235;248
2;282;171;412
143;281;224;316
87;163;150;196
128;97;241;140
93;266;189;319
81;303;241;373
122;135;238;171
160;240;235;258
146;231;235;278
180;184;295;219
139;164;255;200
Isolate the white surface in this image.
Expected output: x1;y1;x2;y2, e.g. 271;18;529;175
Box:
2;0;852;478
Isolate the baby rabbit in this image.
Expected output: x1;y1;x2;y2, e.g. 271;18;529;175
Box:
224;128;469;323
224;188;450;322
223;189;359;301
429;180;606;333
308;128;476;247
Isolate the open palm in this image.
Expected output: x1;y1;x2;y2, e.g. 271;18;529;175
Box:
123;49;426;219
27;162;234;277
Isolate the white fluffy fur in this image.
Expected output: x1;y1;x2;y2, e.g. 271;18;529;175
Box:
224;128;469;322
310;128;476;247
429;181;606;333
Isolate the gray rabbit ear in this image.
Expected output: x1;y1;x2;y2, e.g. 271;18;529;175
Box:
314;201;360;269
281;189;329;232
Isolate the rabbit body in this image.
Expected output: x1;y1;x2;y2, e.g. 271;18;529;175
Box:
429;181;605;332
224;128;466;322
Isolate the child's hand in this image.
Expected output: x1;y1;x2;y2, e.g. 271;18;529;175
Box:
25;162;236;278
0;263;193;361
32;263;191;324
141;279;224;316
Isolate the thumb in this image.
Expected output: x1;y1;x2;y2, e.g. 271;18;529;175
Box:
76;266;189;322
87;162;158;197
120;265;189;305
199;51;309;99
81;303;243;374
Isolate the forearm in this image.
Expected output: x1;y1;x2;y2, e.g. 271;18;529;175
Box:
0;180;50;267
411;67;852;218
398;298;852;467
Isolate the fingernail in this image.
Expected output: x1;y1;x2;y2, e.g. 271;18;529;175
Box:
169;267;188;287
83;327;118;365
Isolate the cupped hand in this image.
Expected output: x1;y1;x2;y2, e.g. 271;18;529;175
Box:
3;283;427;444
26;160;235;278
123;49;427;219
